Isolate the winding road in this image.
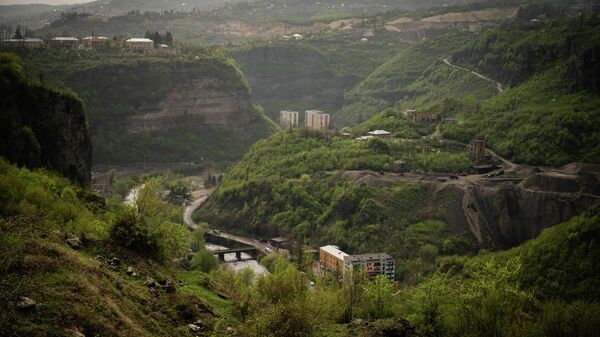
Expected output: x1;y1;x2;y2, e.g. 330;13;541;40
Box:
443;58;504;93
183;196;208;230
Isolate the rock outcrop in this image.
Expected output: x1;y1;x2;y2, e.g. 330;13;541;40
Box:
0;53;92;185
127;79;258;133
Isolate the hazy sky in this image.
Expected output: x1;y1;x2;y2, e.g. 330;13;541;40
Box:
0;0;94;5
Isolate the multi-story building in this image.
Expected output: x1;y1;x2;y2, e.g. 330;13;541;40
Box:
125;38;154;50
280;110;299;129
305;110;330;130
319;245;348;275
344;253;395;281
469;139;486;162
320;246;395;281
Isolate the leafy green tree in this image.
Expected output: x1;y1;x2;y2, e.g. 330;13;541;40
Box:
361;275;397;319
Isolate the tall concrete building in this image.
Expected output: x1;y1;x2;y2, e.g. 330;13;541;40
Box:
280;110;299;129
319;246;395;281
469;139;486;162
305;110;330;130
319;245;348;275
344;253;395;281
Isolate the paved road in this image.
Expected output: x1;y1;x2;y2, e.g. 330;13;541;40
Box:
443;58;504;93
183;196;208;230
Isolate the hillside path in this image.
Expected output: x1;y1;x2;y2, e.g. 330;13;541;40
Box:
443;58;504;93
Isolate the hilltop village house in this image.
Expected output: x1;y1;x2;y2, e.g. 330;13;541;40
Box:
280;110;299;129
406;109;438;122
49;37;79;48
319;245;395;281
367;130;392;140
125;38;155;50
82;36;110;48
2;38;45;48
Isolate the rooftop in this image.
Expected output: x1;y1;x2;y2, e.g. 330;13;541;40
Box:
83;36;109;40
126;38;154;43
52;37;78;41
306;109;326;114
368;130;391;135
320;245;349;258
270;237;289;243
344;253;393;262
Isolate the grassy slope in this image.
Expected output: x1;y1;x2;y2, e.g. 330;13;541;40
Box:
342;18;600;166
0;158;217;336
337;33;475;125
16;48;274;166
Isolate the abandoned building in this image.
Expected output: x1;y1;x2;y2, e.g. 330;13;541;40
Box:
82;36;111;48
280;110;299;129
305;110;330;130
367;130;392;140
406;109;438;122
469;139;486;162
125;38;155;50
319;245;395;281
49;37;79;48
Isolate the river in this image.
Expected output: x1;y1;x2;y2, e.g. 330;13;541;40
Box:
205;243;269;275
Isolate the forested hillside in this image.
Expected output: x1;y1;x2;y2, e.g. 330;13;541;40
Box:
16;48;274;166
230;36;402;122
340;17;600;165
0;52;91;185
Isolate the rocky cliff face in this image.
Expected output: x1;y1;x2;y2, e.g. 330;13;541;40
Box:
127;79;258;133
0;53;91;185
444;171;600;248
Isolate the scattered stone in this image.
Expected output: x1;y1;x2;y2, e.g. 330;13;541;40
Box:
146;277;156;288
164;278;176;293
66;328;85;337
111;257;121;266
16;296;37;310
188;324;202;333
351;319;366;326
95;255;105;263
66;235;82;250
115;281;123;290
126;267;134;275
149;287;158;295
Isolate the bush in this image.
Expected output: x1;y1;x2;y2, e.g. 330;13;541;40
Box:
190;249;219;273
110;207;162;257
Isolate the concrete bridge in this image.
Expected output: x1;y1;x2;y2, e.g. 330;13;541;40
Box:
212;246;259;261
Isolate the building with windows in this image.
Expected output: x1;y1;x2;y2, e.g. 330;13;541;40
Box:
319;245;348;275
280;110;299;129
125;38;154;50
305;110;330;130
344;253;395;281
2;38;45;48
469;139;486;162
319;246;395;281
82;36;110;48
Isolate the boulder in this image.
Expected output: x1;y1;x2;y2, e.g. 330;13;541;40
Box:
188;324;202;333
66;235;82;250
126;267;134;275
164;278;176;293
16;296;38;310
146;277;156;288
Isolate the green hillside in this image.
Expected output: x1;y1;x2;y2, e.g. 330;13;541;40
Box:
341;18;600;166
229;35;403;123
16;48;274;166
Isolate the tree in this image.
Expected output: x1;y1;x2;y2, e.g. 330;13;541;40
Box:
362;275;396;319
13;26;22;40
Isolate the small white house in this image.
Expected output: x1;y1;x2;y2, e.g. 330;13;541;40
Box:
292;33;304;40
367;130;392;140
